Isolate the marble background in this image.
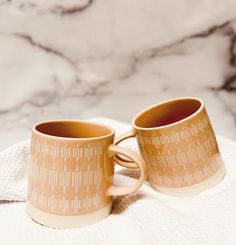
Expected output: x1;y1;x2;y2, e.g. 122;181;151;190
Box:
0;0;236;150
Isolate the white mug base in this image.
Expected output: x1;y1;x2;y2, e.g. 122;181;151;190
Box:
27;202;112;229
150;161;226;197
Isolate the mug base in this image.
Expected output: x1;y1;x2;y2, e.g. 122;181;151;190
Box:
150;161;226;197
27;202;112;229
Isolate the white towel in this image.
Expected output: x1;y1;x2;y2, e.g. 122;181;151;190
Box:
0;118;236;245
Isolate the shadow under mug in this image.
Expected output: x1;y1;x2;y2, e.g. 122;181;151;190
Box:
27;120;147;228
115;97;225;197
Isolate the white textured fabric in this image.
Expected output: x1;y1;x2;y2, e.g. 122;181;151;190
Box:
0;139;30;201
0;118;236;245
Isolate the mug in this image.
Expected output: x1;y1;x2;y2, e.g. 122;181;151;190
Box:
27;120;147;228
115;97;225;196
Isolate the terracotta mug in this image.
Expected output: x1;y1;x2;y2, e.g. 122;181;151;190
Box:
115;97;225;196
27;120;147;228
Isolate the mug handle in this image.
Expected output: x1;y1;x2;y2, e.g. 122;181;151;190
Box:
114;130;138;169
106;143;147;196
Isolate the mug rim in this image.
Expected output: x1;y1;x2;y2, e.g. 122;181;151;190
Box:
132;97;204;131
32;119;115;141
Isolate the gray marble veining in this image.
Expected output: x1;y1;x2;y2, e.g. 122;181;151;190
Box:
0;0;235;150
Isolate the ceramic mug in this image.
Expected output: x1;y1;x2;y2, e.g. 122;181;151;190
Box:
115;97;225;196
27;120;147;228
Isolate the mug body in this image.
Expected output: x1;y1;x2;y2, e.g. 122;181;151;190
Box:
27;120;114;228
133;97;225;196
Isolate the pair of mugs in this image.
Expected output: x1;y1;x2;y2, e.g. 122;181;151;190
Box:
27;97;225;228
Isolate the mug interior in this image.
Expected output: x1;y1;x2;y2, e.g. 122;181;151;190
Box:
134;98;202;128
34;121;113;139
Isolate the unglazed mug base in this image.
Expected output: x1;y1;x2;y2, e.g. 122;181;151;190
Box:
149;160;225;197
27;201;112;229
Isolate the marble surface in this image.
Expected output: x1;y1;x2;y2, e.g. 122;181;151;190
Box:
0;0;236;151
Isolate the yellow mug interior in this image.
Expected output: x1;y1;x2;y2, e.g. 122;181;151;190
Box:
34;120;114;139
134;98;202;129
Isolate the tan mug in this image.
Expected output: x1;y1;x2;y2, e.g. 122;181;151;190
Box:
115;97;225;196
27;120;147;228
